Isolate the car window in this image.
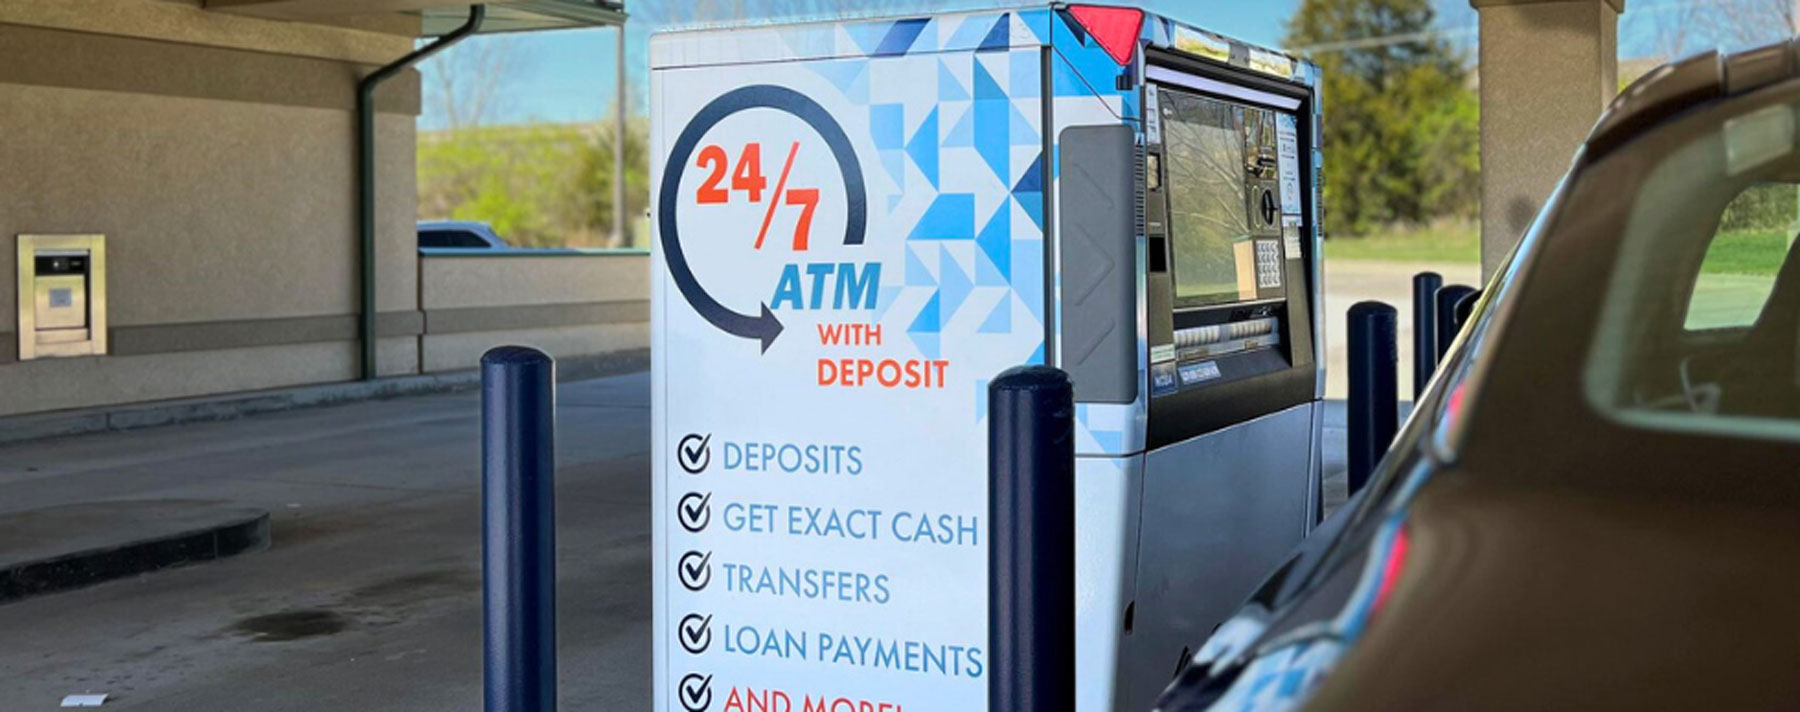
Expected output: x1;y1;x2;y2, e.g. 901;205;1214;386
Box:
419;229;490;248
1586;101;1800;441
1685;183;1796;330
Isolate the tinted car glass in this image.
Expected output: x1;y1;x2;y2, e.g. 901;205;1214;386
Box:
419;229;490;248
1586;102;1800;439
1685;183;1795;330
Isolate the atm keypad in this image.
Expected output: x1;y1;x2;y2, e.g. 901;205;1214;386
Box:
1255;240;1282;288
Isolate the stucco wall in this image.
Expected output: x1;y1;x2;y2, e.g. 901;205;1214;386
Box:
0;0;421;417
1474;0;1621;278
418;253;651;373
0;1;649;419
0;84;419;328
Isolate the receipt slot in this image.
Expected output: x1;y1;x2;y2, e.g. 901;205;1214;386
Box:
651;6;1322;712
17;234;107;360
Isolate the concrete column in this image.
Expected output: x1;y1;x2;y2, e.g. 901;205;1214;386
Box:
1471;0;1623;278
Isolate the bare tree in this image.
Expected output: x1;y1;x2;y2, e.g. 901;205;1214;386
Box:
1695;0;1800;45
423;36;532;131
639;0;922;27
1637;0;1800;59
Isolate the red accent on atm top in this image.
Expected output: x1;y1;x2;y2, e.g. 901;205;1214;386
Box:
1067;5;1145;66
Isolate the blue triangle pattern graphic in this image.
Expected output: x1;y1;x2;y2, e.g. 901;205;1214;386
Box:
905;246;936;286
906;107;940;189
1013;155;1043;194
1008;101;1038;145
871;103;905;150
938;60;970;101
939;250;972;325
978;12;1012;52
975;251;1006;287
973;61;1009;185
1010;49;1041;99
1014;238;1044;322
909;19;939;54
1018;9;1053;44
881;149;906;187
875;18;929;56
872;285;902;322
948;12;998;50
810;60;869;104
778;28;825;57
1093;430;1125;453
909;194;975;240
976;205;1011;283
975;379;990;421
973;57;1007;100
910;332;942;360
846;21;889;55
979;294;1012;333
944;106;975;147
1014;191;1045;231
909;293;942;335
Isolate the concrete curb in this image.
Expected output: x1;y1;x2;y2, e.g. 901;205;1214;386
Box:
0;349;649;447
0;501;271;603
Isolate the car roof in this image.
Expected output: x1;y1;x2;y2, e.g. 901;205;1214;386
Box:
417;220;492;231
1587;38;1800;162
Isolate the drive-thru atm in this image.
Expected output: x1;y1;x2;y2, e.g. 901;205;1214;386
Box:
650;5;1323;711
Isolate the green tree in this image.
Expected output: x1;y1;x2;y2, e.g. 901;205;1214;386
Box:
418;116;650;248
574;114;652;247
1286;0;1480;236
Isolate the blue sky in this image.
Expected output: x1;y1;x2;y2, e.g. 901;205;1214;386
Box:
415;0;1697;130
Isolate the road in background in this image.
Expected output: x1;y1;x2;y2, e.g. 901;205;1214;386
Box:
0;368;1355;709
0;375;652;711
1322;260;1482;400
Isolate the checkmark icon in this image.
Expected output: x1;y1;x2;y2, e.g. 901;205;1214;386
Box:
678;433;712;474
678;672;713;712
678;492;712;533
678;612;713;655
678;550;713;591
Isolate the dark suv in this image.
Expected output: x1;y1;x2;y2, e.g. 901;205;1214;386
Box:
1155;39;1800;712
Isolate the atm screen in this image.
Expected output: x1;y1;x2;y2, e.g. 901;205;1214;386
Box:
1159;88;1287;308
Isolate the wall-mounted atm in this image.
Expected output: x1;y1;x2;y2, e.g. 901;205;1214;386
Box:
17;234;107;360
651;6;1321;711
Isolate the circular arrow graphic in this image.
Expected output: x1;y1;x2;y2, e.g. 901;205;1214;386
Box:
658;85;868;352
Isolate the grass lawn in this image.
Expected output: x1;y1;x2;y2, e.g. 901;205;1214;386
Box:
1701;230;1788;276
1323;221;1480;263
1323;223;1790;276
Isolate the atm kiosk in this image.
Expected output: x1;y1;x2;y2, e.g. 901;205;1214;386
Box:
651;6;1321;712
1116;67;1324;712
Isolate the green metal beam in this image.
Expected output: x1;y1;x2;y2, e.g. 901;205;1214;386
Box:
357;5;486;381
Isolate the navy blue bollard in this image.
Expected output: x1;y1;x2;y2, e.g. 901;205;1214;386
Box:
481;346;557;712
1347;301;1399;496
1452;288;1483;333
1434;285;1477;364
1411;271;1442;397
988;366;1076;712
